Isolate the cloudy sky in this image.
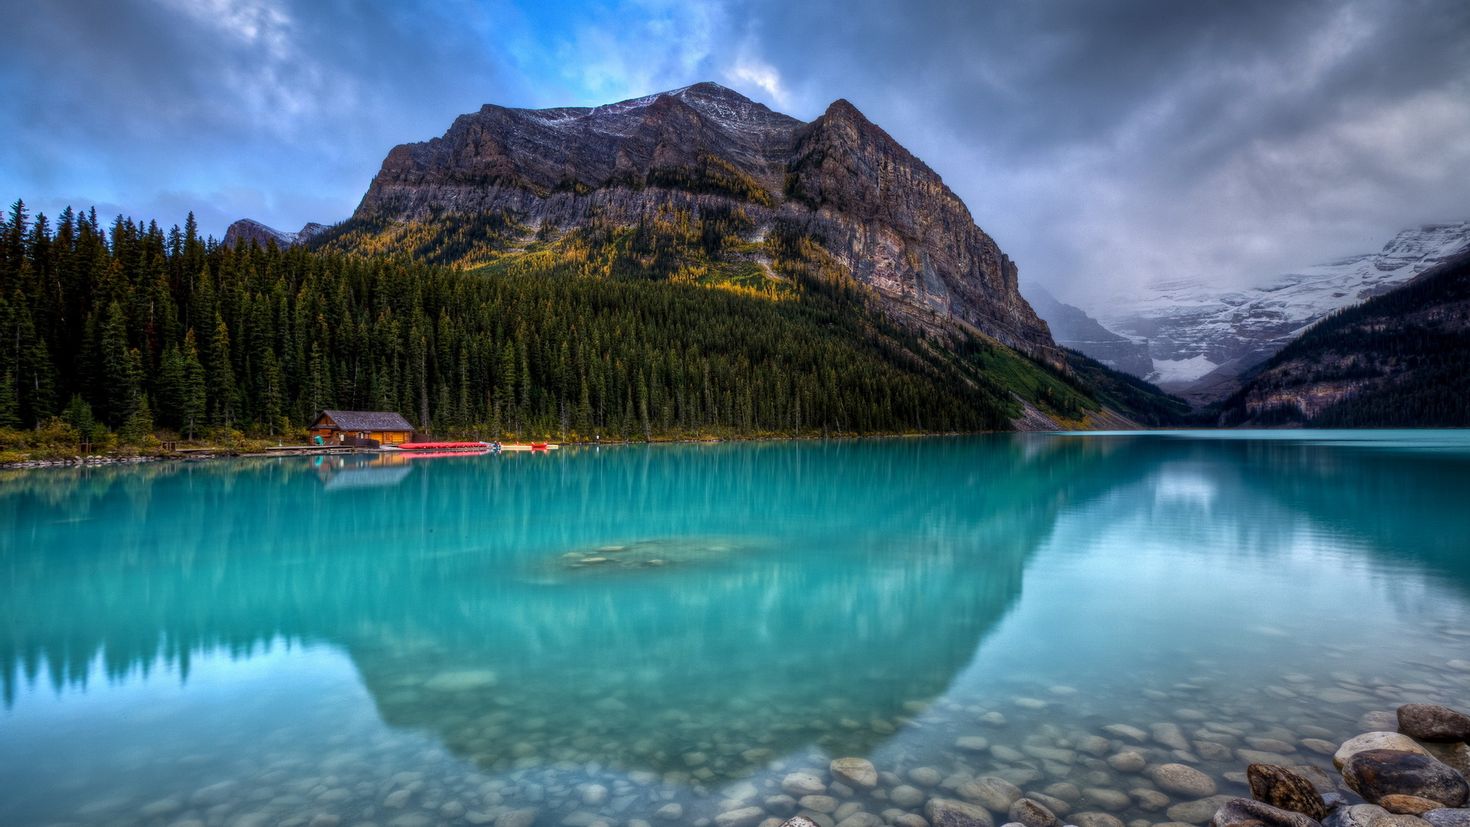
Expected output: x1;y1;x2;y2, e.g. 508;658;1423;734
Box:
3;0;1469;304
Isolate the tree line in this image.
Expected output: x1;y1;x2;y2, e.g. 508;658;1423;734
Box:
0;198;1047;447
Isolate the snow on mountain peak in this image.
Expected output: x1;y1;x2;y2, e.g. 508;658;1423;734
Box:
1095;220;1470;395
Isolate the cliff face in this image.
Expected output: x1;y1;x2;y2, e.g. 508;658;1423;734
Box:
350;82;1060;364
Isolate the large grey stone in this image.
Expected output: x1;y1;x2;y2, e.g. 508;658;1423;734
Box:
927;798;995;827
1210;798;1321;827
1336;734;1433;769
1246;764;1329;820
1152;764;1218;798
1399;705;1470;744
1422;810;1470;827
1342;749;1470;807
832;758;879;790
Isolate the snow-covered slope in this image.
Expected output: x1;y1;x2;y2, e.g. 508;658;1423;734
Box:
1095;221;1470;398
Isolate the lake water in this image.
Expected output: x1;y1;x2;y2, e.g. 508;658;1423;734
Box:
3;431;1469;827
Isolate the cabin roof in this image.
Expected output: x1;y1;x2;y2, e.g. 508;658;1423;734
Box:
314;410;415;432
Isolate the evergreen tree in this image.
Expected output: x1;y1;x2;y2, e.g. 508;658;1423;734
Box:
181;330;207;440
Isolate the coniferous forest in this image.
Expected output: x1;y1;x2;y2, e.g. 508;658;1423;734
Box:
0;199;1141;455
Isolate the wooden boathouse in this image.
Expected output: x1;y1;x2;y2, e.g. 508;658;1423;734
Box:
308;410;416;447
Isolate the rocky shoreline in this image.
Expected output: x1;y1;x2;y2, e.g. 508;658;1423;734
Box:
756;703;1470;827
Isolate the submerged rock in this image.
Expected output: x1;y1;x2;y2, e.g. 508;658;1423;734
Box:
926;798;995;827
831;758;878;789
1007;798;1059;827
1152;764;1218;798
1211;798;1322;827
1398;705;1470;743
958;777;1023;812
783;773;827;797
1247;764;1329;820
1341;749;1469;808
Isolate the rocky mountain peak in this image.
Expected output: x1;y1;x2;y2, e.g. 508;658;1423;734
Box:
223;218;326;249
347;84;1061;364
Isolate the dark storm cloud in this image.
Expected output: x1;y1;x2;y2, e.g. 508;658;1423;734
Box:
0;0;527;236
725;0;1470;300
2;0;1468;303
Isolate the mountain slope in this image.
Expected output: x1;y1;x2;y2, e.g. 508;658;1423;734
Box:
1218;249;1470;426
1023;285;1153;377
1098;221;1470;398
317;82;1062;366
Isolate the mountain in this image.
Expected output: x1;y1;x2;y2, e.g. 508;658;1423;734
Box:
223;218;327;248
1023;284;1153;377
1218;248;1470;426
1097;221;1470;400
323;82;1061;365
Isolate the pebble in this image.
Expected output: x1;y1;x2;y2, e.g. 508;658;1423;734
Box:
1150;764;1218;798
926;798;995;827
957;777;1023;812
1129;789;1170;811
1008;798;1060;827
1166;796;1236;825
1081;788;1131;812
1423;810;1470;827
496;810;540;827
801;796;840;814
1104;725;1150;744
715;807;765;827
891;786;926;808
910;768;944;787
1378;795;1446;816
832;758;879;790
1397;704;1470;742
1210;798;1321;827
654;803;685;820
1069;812;1126;827
1153;725;1191;752
957;736;991;752
1107;752;1147;773
784;773;827;797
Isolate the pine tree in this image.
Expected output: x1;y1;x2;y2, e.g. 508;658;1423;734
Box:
0;371;19;428
99;301;135;426
181;330;206;440
208;314;236;428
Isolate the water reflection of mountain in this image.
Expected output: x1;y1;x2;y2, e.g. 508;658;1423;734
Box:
0;438;1150;776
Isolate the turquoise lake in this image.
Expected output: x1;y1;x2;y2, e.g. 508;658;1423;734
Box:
2;431;1470;827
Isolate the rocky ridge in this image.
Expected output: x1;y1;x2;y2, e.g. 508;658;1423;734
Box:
223;218;326;249
346;82;1060;364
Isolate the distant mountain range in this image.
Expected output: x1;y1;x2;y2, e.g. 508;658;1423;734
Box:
1218;247;1470;426
1107;221;1470;398
1027;221;1470;403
